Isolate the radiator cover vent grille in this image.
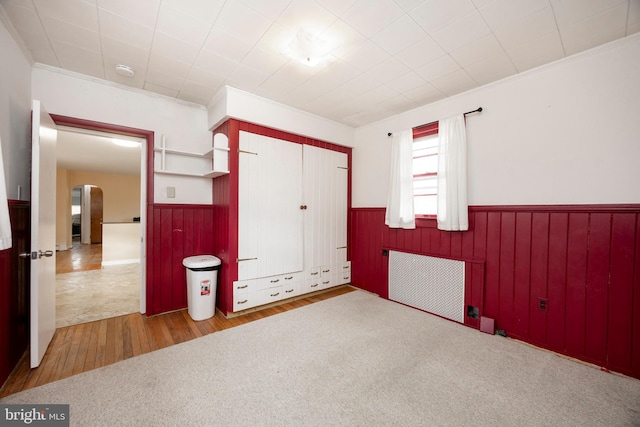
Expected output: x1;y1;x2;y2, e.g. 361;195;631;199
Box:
389;251;465;323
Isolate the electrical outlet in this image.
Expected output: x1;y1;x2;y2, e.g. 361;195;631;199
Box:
538;298;548;311
167;186;176;198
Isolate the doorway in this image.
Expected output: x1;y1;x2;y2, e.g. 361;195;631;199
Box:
54;126;145;327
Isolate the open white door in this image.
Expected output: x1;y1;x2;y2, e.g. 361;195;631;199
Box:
29;100;57;368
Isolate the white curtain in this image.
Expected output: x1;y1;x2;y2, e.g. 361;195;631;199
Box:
0;137;12;250
385;129;415;229
437;114;468;231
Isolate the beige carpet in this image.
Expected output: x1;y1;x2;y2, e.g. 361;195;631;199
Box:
3;290;639;426
56;263;141;327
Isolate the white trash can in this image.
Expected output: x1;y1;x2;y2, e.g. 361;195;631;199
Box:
183;255;221;321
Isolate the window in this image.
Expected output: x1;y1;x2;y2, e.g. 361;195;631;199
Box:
412;123;439;217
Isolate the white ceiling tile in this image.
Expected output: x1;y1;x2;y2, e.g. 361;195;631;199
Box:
1;0;35;11
380;94;421;114
431;11;491;52
225;63;270;92
558;3;628;52
479;0;551;29
450;34;504;67
322;19;367;58
145;68;185;91
411;0;476;33
430;68;477;96
277;0;339;33
339;39;389;73
241;47;288;76
394;0;430;12
254;22;291;54
194;49;238;79
238;0;293;21
552;0;627;26
98;9;154;49
41;16;101;52
143;81;179;97
310;59;361;88
471;0;493;7
340;72;383;97
385;71;427;93
155;2;212;46
147;53;191;79
179;81;218;103
394;36;445;69
187;66;227;88
33;0;99;31
371;15;428;55
101;36;149;68
341;0;405;37
214;1;273;44
491;7;559;50
160;0;225;24
53;41;104;78
151;32;200;64
415;54;461;81
464;52;517;85
203;27;253;63
315;0;359;17
30;45;60;67
97;0;161;28
628;0;640;34
403;82;446;105
506;32;564;72
363;57;411;85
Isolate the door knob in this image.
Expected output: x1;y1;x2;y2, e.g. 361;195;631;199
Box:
19;252;33;259
38;250;54;258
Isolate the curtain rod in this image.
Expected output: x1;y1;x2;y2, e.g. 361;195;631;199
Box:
387;107;483;137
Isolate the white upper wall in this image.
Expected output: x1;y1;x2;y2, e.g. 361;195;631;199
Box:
0;15;31;200
353;33;640;207
208;86;355;147
31;66;213;204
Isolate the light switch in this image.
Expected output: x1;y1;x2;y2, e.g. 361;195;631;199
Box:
167;186;176;198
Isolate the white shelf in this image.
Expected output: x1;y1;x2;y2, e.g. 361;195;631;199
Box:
154;134;230;178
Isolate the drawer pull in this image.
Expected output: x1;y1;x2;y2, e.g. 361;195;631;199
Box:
237;284;248;289
322;269;330;273
236;257;257;263
270;279;280;283
270;292;280;297
284;276;293;280
322;280;330;284
238;299;248;304
310;272;319;276
343;265;350;269
285;289;294;293
343;276;350;280
310;284;319;288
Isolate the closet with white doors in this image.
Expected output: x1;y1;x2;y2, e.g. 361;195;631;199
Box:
232;131;350;312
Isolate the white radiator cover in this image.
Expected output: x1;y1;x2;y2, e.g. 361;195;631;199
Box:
389;251;465;323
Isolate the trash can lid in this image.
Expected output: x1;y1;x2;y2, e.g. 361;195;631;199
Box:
183;255;221;269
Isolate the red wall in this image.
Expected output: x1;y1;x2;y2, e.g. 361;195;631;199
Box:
349;205;640;379
145;204;214;315
0;201;30;387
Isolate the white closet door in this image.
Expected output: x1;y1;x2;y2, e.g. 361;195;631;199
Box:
238;132;303;280
303;146;348;269
334;152;348;264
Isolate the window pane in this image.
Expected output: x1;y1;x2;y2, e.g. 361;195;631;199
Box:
415;195;437;216
413;176;437;195
413;156;437;175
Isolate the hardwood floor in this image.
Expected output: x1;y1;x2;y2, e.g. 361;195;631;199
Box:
56;239;102;274
0;286;355;398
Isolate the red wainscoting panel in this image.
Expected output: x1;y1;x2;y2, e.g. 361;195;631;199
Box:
146;204;214;316
0;201;30;387
349;205;640;379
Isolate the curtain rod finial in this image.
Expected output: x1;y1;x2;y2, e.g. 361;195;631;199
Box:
387;132;393;137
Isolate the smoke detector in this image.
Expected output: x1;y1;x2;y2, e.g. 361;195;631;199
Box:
115;64;135;77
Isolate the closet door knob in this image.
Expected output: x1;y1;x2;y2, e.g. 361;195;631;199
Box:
300;205;308;210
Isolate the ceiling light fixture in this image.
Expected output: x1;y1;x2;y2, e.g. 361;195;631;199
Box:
283;28;336;67
115;64;135;77
112;138;140;148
